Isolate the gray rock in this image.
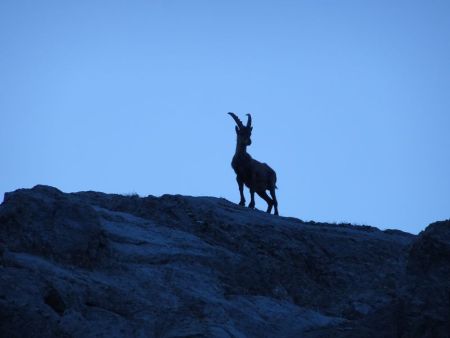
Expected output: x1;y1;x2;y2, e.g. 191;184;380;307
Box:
0;185;448;337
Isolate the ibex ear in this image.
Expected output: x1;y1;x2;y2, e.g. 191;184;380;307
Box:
235;126;239;133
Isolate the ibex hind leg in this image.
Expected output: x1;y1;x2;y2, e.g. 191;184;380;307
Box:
257;191;274;214
248;189;256;209
269;188;278;216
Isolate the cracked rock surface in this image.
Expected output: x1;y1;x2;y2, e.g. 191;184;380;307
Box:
0;185;448;337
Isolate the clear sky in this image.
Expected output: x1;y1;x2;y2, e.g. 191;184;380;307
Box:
1;0;449;234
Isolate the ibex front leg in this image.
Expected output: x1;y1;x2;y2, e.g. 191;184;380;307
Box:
236;176;246;206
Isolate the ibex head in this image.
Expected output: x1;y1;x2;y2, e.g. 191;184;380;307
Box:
228;112;253;146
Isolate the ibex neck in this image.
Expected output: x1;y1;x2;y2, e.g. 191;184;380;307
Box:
235;142;248;156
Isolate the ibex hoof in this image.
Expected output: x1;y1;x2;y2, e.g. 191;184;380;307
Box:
239;201;245;206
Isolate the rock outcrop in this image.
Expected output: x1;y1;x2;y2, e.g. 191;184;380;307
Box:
0;185;448;337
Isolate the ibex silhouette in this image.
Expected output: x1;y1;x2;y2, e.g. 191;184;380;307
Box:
228;112;278;215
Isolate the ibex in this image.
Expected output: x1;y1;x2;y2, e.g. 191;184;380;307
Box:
228;112;279;215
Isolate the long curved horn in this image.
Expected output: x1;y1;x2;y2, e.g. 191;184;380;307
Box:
246;113;252;127
228;112;244;129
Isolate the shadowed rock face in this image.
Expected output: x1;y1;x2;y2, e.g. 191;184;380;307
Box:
0;185;448;337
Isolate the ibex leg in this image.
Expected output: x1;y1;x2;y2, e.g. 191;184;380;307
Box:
269;188;279;215
248;189;255;209
236;176;245;206
257;190;273;214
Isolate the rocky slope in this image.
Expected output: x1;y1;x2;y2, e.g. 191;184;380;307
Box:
0;185;448;337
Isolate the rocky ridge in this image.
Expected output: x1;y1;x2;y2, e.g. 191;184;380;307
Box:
0;185;449;337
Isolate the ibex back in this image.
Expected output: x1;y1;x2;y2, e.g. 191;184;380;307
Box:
228;112;279;215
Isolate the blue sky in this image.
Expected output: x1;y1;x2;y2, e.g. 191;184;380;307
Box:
1;0;449;234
